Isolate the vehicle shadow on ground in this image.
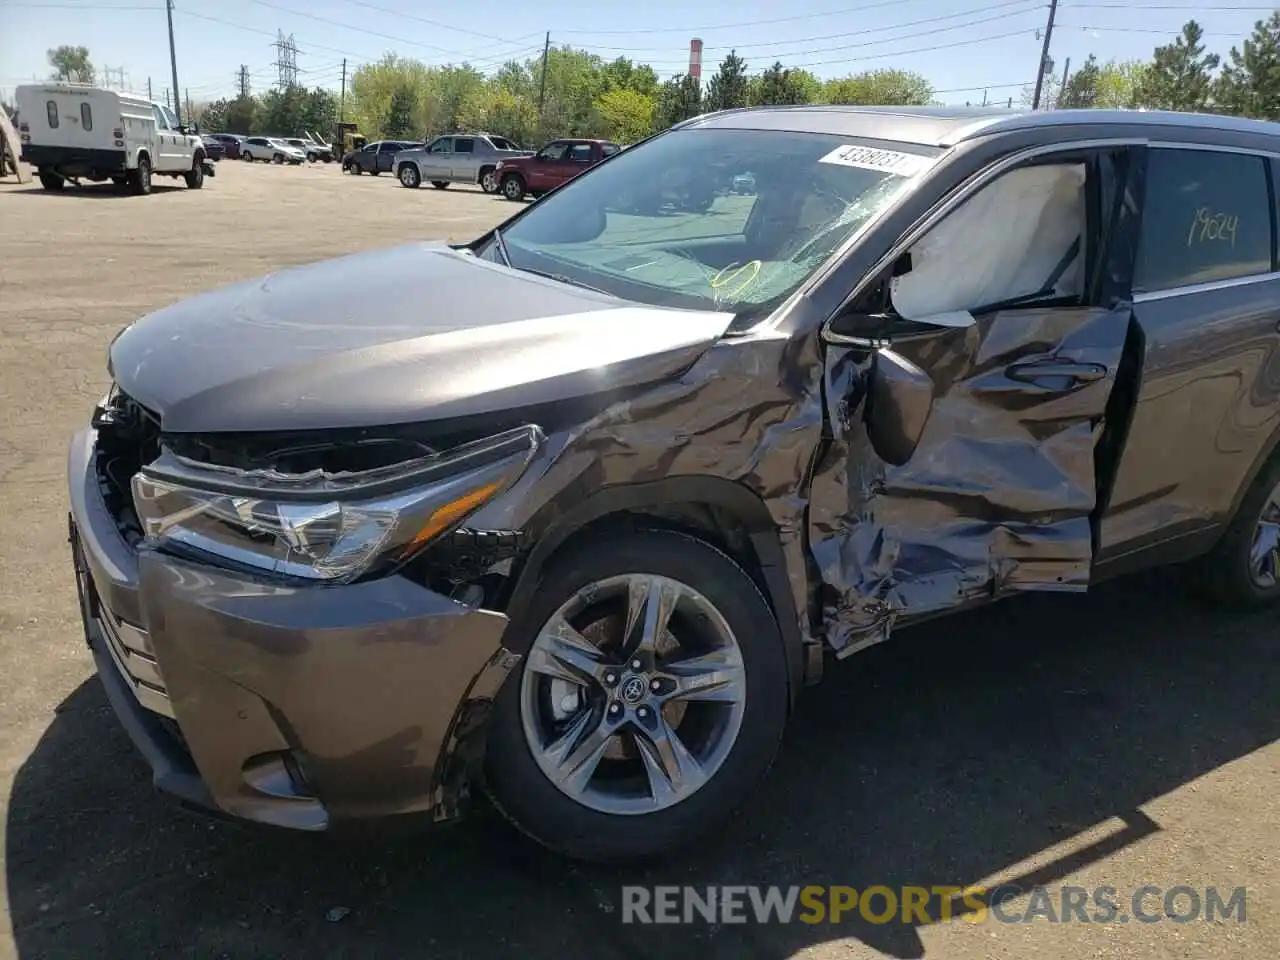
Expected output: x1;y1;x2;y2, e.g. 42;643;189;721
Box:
5;182;187;199
7;568;1278;959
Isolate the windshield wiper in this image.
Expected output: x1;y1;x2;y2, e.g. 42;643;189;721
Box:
514;265;611;296
492;227;511;266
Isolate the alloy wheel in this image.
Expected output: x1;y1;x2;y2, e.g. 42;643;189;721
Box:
519;573;747;816
1248;481;1280;588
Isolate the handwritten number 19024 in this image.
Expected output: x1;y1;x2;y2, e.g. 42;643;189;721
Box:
1187;207;1239;248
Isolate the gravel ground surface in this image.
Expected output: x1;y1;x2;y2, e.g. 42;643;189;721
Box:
0;159;1275;960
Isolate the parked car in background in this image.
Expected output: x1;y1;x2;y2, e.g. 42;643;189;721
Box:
14;82;211;194
204;132;243;159
393;133;531;192
495;138;621;201
732;171;756;195
284;137;333;163
342;139;418;176
200;134;224;162
241;136;305;164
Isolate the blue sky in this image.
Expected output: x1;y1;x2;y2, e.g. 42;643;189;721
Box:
2;0;1275;108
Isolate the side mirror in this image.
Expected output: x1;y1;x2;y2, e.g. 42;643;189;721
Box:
864;348;935;467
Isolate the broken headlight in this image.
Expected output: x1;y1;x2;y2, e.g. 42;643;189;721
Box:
131;425;542;583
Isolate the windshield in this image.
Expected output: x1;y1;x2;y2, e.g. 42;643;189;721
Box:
487;127;938;328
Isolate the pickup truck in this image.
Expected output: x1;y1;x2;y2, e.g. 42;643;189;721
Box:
393;133;531;192
494;139;621;201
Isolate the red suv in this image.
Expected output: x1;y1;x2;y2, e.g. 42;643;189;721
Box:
496;138;620;201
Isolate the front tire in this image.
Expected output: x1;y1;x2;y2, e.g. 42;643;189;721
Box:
479;167;498;193
398;163;420;188
350;161;362;175
484;530;789;864
307;152;317;163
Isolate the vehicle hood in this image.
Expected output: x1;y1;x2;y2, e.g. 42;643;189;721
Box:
109;242;735;434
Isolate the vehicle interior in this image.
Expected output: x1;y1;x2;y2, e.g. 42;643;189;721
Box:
495;129;941;318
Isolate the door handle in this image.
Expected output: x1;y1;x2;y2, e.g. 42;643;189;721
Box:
1006;359;1108;386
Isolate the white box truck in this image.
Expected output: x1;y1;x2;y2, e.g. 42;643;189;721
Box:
14;83;214;195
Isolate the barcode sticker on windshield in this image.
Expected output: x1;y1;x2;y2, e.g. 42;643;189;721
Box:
818;145;932;176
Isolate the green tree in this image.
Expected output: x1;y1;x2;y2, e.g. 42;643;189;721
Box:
47;45;94;83
704;51;751;112
593;87;654;142
1096;59;1149;108
600;57;659;99
1214;12;1280;118
823;68;933;105
1059;54;1103;108
1136;19;1220;111
457;82;538;144
225;96;256;134
384;84;416;137
751;62;813;106
195;98;230;132
653;73;701;131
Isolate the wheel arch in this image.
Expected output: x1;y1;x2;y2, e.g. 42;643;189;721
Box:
133;147;151;168
500;477;814;709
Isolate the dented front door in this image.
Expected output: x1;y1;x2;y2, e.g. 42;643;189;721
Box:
811;303;1135;655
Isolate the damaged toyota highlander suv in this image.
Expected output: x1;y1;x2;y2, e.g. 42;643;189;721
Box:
70;106;1280;863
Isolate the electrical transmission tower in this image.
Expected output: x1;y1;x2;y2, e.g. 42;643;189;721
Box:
101;65;127;90
237;64;251;99
273;32;298;89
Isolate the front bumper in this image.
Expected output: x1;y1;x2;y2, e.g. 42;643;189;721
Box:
67;426;518;830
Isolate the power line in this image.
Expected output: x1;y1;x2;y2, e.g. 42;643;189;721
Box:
551;0;942;35
244;0;524;61
335;0;543;50
583;0;1042;54
1066;3;1274;9
677;7;1045;66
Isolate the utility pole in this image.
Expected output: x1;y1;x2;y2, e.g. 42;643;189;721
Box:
1031;0;1059;110
336;58;347;150
1058;57;1071;109
339;58;347;127
185;88;193;122
147;76;153;100
166;0;182;124
536;31;550;140
237;64;250;99
981;89;989;107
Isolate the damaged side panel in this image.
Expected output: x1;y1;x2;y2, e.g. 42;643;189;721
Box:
810;303;1135;655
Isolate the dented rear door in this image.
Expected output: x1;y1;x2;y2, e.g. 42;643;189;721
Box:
809;144;1145;656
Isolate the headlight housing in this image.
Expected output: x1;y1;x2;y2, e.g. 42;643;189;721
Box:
131;425;541;583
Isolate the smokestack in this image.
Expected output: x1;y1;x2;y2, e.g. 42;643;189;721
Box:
689;37;703;81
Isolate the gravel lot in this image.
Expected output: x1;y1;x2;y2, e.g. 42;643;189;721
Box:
0;159;1276;960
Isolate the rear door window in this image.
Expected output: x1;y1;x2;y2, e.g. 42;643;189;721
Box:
80;102;92;131
46;100;58;128
453;137;475;153
567;143;593;163
1134;148;1274;294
